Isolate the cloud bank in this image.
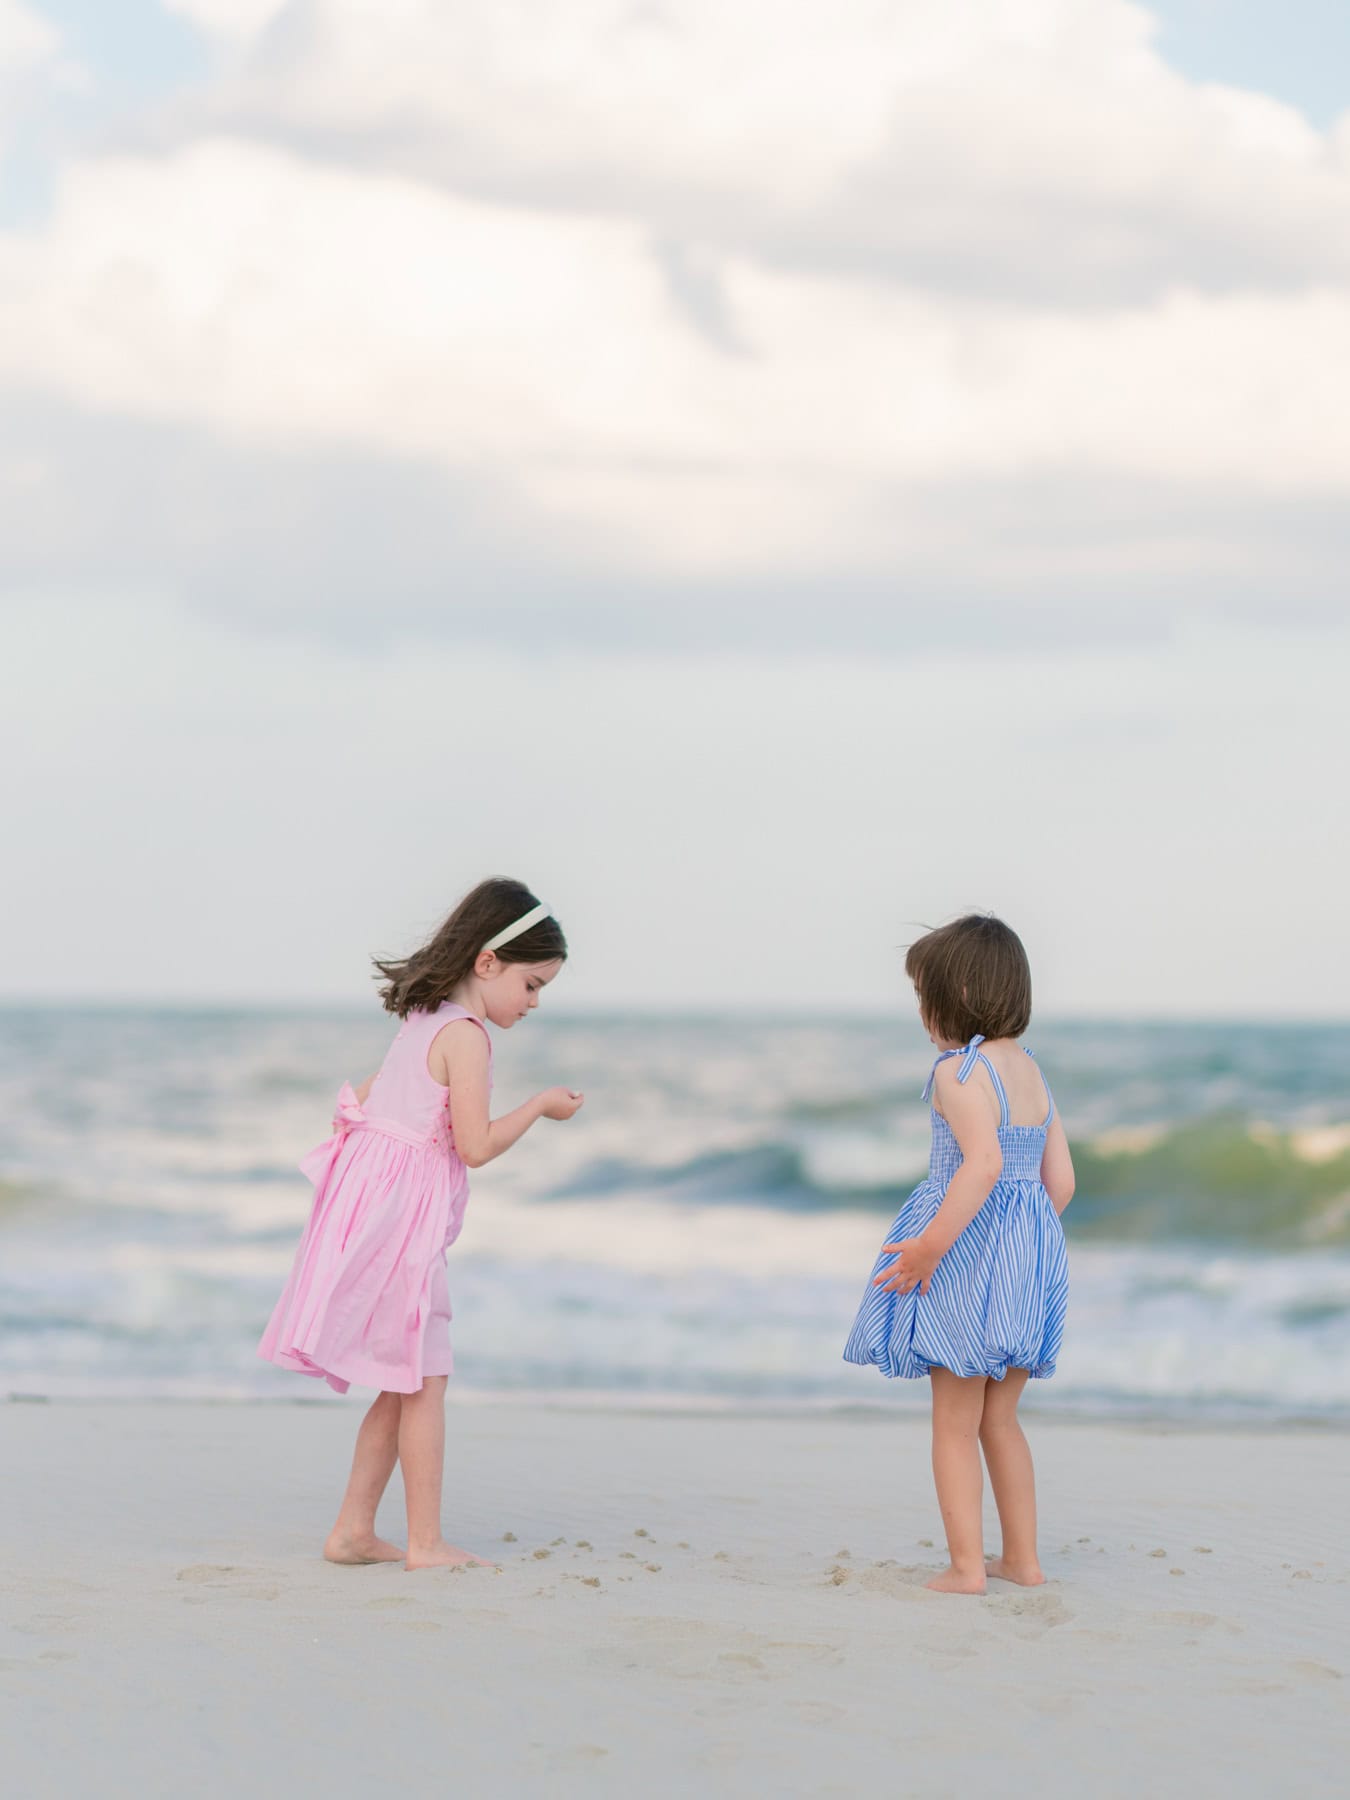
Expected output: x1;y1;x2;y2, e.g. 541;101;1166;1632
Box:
3;0;1348;645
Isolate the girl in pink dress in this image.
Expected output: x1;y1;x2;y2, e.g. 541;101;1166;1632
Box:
259;877;583;1570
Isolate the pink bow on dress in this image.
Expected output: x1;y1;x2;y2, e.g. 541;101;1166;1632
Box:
298;1082;366;1187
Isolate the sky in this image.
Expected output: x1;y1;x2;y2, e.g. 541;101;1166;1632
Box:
2;1;1348;1018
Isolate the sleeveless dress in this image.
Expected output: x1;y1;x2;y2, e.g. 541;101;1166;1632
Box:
843;1035;1068;1382
258;1002;491;1395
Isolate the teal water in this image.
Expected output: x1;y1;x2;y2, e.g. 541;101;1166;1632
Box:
1;1009;1347;1415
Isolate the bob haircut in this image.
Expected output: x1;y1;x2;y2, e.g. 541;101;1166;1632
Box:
904;914;1031;1044
373;877;567;1018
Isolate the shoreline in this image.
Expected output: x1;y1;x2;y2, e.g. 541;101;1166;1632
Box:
4;1400;1345;1797
7;1387;1350;1433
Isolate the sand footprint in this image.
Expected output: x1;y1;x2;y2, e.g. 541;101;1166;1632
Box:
591;1621;841;1684
174;1565;279;1601
986;1588;1071;1633
542;1745;609;1771
858;1563;929;1600
791;1700;845;1725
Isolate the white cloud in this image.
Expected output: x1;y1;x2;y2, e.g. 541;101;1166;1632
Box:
185;0;1350;303
3;390;1345;652
2;0;1347;631
0;0;52;63
2;133;1349;579
0;0;58;150
159;0;290;39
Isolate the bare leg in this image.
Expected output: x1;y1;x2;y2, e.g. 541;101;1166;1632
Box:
926;1368;989;1594
324;1390;406;1563
400;1376;493;1571
980;1369;1045;1586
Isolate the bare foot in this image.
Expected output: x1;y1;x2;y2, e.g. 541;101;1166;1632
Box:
405;1541;497;1572
986;1556;1046;1587
925;1565;987;1594
323;1531;406;1566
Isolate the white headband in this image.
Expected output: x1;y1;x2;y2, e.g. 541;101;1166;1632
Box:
481;901;552;954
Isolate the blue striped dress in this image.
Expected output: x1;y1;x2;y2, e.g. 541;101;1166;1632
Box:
843;1035;1068;1382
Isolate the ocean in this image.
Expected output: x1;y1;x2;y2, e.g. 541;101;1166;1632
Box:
2;1007;1347;1419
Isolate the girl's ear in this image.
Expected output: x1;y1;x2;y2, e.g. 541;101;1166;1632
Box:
474;950;498;979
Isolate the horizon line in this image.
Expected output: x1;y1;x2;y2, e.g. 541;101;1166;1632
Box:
0;997;1346;1029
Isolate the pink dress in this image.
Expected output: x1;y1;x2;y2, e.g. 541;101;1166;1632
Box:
258;1002;491;1394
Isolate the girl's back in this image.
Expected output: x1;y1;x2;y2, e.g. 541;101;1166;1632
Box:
961;1038;1055;1129
930;1036;1076;1215
925;1035;1055;1189
361;1002;490;1150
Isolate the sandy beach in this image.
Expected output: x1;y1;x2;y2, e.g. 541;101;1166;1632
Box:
2;1399;1346;1798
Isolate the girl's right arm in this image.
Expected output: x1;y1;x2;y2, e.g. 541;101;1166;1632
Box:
1041;1114;1075;1214
874;1062;1003;1295
438;1020;583;1168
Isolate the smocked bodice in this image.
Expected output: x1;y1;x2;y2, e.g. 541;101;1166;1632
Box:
923;1034;1054;1187
363;1001;493;1151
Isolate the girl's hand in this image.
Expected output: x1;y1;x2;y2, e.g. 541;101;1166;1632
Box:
873;1234;940;1296
540;1087;585;1121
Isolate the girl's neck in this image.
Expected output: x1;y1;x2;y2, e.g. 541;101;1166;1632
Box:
932;1033;1019;1053
447;980;487;1020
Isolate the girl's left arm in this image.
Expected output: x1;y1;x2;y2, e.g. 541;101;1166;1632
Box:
1041;1113;1075;1214
874;1064;1002;1296
438;1020;582;1167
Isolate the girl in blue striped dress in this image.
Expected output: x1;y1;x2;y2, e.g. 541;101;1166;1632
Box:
844;915;1074;1594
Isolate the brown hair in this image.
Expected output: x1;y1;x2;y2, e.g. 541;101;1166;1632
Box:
373;877;567;1017
903;914;1031;1044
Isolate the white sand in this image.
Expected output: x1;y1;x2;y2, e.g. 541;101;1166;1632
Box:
2;1399;1346;1798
